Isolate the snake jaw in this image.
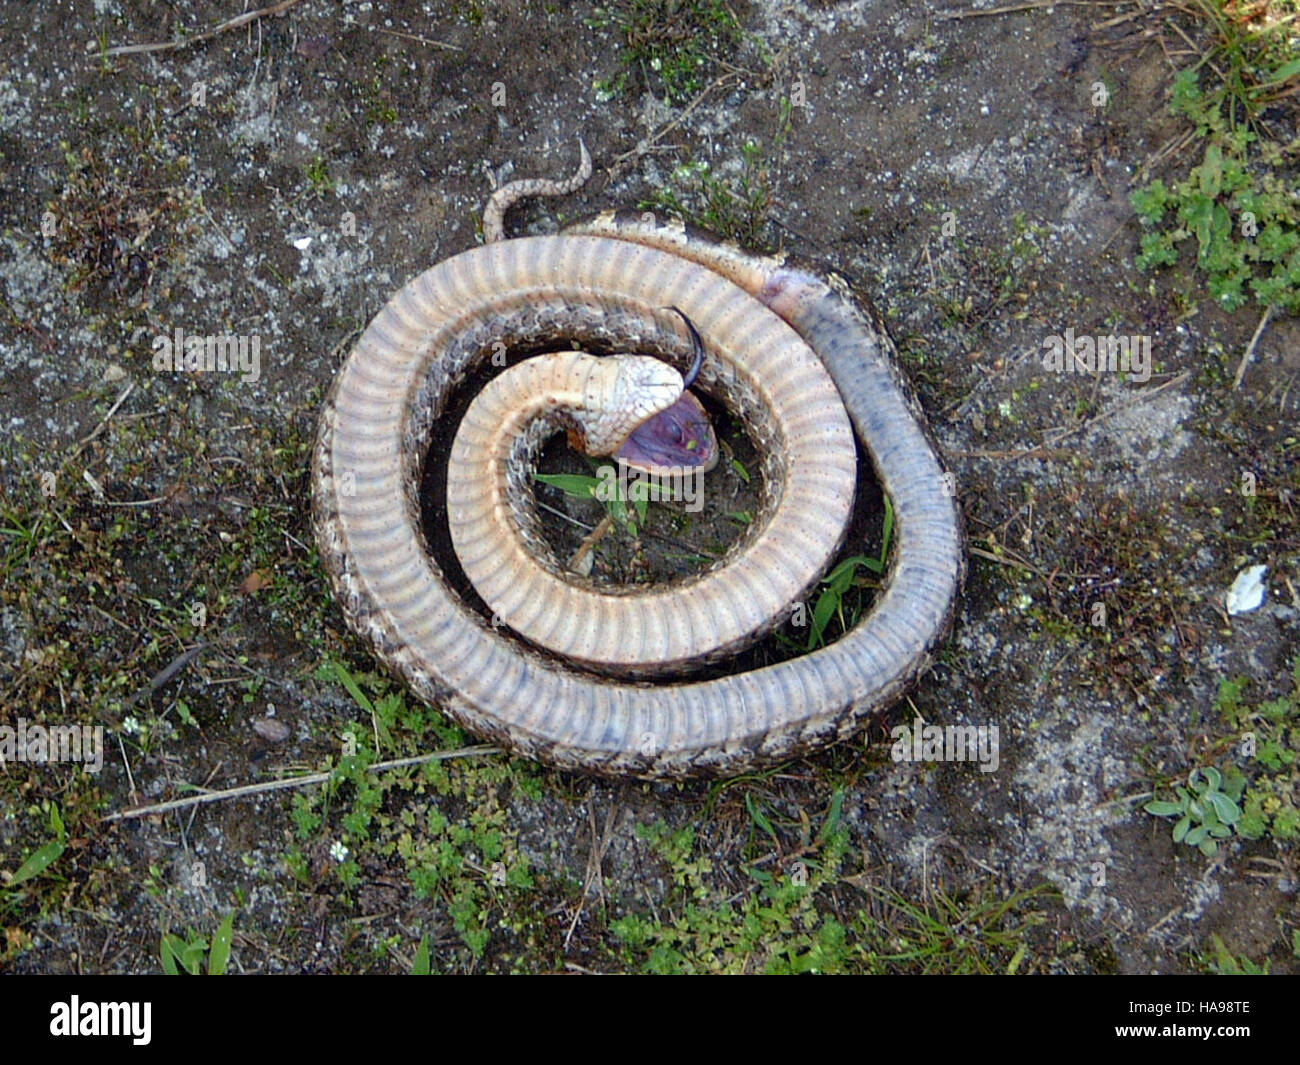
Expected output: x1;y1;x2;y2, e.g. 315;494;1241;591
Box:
615;390;718;475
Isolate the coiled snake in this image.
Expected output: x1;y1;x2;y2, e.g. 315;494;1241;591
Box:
311;143;965;777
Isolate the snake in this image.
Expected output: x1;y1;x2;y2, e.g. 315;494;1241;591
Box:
311;142;965;778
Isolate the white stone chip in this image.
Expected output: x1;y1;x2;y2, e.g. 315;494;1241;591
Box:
1225;564;1268;615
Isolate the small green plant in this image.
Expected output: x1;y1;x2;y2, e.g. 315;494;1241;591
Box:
588;0;742;105
45;102;200;328
1218;656;1300;842
642;140;774;249
411;935;433;975
292;663;538;962
857;881;1053;975
1144;767;1243;856
160;911;235;975
4;803;67;889
1129;3;1300;314
611;793;1053;974
611;793;854;974
0;500;55;577
806;497;893;649
911;209;1047;338
1176;0;1300;125
534;468;651;537
305;154;334;194
1204;933;1269;975
363;75;398;125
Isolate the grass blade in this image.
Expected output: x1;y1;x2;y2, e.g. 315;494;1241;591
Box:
208;911;235;975
7;840;65;887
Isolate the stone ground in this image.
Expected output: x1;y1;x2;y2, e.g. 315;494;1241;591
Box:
0;1;1297;973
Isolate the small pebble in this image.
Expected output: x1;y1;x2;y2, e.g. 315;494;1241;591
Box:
251;717;291;743
1225;564;1267;616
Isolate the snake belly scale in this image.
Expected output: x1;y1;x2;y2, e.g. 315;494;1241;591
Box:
312;164;965;778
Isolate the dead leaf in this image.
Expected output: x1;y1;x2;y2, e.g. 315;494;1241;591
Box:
240;570;271;594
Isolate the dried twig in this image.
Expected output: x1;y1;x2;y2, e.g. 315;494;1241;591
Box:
94;0;305;59
374;28;462;52
953;446;1073;460
1233;303;1274;390
969;545;1051;578
121;642;212;710
1131;127;1197;187
606;71;742;177
564;800;618;950
1041;371;1190;445
937;1;1113;20
1;296;56;352
69;381;135;460
103;746;503;822
568;515;614;574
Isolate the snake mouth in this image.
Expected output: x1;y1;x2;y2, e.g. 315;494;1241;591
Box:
613;305;717;475
615;389;718;475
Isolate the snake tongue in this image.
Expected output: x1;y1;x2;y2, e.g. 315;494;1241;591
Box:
616;390;718;474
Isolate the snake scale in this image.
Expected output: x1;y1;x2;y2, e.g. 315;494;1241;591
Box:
311;144;965;778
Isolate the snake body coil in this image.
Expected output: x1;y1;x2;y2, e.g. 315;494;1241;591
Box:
312;191;964;777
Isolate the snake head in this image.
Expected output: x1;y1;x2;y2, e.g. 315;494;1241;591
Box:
612;307;717;475
572;353;716;475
